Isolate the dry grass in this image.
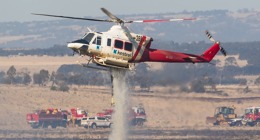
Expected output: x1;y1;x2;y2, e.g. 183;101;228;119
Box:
1;55;260;139
0;55;84;73
0;84;260;130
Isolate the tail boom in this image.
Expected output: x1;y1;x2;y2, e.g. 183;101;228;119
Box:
140;43;220;63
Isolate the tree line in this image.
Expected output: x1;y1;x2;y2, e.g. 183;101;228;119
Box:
1;40;260;66
1;61;259;94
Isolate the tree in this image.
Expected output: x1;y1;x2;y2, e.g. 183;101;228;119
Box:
225;57;238;66
0;71;5;83
39;70;49;84
15;68;32;85
50;71;56;87
33;69;50;86
134;63;151;91
6;65;16;84
203;75;217;92
255;76;260;87
59;82;69;92
239;79;247;85
190;79;205;93
33;73;41;85
22;73;32;85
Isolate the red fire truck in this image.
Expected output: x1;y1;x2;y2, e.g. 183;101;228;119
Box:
129;106;147;126
70;108;88;126
26;108;69;128
26;108;87;128
242;106;260;126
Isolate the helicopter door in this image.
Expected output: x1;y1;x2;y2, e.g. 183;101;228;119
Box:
96;36;102;51
92;36;102;52
101;38;112;57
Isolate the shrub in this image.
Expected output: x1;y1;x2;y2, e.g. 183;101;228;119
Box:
59;82;69;92
50;86;57;91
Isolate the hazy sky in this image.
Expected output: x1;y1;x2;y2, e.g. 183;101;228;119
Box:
1;0;259;22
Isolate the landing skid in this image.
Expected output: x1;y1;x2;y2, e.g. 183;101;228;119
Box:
77;57;135;71
96;62;129;70
76;58;109;71
78;60;129;71
93;58;132;70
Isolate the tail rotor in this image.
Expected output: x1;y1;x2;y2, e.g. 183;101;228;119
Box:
205;30;227;56
220;47;227;56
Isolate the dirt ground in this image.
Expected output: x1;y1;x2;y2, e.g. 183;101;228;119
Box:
1;56;260;139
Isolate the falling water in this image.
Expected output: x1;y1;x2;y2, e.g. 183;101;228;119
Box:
109;68;129;140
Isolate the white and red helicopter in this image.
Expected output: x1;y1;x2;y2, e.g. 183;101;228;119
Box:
33;8;226;70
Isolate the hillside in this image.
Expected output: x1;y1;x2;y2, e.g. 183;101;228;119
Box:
0;10;260;49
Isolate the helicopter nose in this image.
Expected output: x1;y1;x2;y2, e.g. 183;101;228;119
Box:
67;42;82;49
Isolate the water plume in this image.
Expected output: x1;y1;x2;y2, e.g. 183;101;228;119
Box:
109;68;129;140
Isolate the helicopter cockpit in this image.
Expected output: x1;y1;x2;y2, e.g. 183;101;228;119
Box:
67;32;96;55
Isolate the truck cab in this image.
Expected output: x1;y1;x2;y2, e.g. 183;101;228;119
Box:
70;108;88;126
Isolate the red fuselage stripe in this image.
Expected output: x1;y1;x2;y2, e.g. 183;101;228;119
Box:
131;36;146;61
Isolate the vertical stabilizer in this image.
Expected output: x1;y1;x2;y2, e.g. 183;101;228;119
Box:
202;43;220;62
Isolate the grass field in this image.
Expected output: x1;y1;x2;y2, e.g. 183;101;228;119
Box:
0;55;259;139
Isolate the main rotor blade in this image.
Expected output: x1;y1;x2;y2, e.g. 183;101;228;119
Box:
101;8;124;24
121;25;138;46
33;9;196;24
31;13;113;22
127;18;196;23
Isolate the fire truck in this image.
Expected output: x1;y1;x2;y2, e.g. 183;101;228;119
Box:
26;108;87;128
96;105;147;126
242;106;260;126
26;108;69;128
129;106;146;126
70;108;88;126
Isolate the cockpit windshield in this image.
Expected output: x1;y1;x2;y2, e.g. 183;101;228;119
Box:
72;33;95;44
82;33;95;42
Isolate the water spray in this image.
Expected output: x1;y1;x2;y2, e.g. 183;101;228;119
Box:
109;68;129;140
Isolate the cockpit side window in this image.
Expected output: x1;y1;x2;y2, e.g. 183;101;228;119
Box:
97;36;101;45
107;38;111;46
92;36;102;45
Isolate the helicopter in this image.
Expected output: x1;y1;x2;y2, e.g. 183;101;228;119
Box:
33;8;226;70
